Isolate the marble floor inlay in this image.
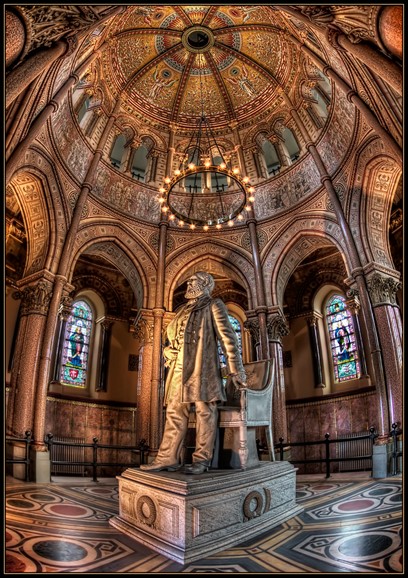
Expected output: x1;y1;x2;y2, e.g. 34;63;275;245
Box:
5;474;402;573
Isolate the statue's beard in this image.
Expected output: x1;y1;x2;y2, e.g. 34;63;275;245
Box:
185;286;204;299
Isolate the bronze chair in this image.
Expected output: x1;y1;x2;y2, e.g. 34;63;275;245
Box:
187;359;276;470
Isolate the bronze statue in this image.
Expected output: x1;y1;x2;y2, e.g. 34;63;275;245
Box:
140;271;247;474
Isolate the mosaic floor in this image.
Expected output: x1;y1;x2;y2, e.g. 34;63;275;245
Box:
5;474;403;573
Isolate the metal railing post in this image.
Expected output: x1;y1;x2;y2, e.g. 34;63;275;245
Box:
92;437;99;482
324;433;331;478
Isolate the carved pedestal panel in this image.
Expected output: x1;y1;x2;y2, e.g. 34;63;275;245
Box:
110;462;302;564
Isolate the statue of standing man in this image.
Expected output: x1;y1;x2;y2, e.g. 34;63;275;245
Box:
141;271;247;474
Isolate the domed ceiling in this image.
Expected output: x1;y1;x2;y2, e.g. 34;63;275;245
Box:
98;5;301;130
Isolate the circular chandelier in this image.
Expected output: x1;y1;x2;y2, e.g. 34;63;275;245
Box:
158;33;256;230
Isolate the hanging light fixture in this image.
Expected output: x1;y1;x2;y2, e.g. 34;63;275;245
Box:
159;26;255;230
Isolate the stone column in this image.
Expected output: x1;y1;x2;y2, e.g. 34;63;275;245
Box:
130;311;154;444
5;9;26;69
246;215;269;359
244;313;261;361
366;272;403;428
6;40;69;109
266;310;290;443
31;98;122;451
346;292;369;378
229;120;248;176
51;293;74;381
326;29;402;95
7;278;53;437
306;312;325;388
287;95;390;435
6;49;100;185
96;318;114;392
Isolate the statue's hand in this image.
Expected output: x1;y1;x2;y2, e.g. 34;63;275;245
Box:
163;346;178;367
230;370;247;390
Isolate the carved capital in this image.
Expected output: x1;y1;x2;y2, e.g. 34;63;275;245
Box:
366;273;401;306
243;318;260;345
306;312;319;327
13;280;53;316
266;313;289;342
58;293;74;321
130;313;154;345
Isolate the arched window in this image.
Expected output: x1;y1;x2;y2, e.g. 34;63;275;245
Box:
77;95;90;124
282;127;300;162
326;295;361;382
110;134;126;169
131;144;149;181
60;300;93;387
261;140;281;175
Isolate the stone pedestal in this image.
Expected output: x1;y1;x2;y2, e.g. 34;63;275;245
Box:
110;461;303;564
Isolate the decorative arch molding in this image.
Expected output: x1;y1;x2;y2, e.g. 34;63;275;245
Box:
263;220;348;308
69;227;155;308
7;167;65;277
345;137;400;266
72;273;123;317
361;156;401;269
165;250;254;312
290;267;347;315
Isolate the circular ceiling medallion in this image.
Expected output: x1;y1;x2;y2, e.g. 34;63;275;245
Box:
182;26;215;53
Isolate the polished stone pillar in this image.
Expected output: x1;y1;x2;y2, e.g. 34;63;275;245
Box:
96;318;114;392
130;311;155;444
266;310;290;443
346;292;369;378
306;313;325;388
366;271;403;428
5;9;26;68
7;278;53;438
51;294;74;381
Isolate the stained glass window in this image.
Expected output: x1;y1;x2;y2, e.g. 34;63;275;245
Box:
326;295;360;382
60;300;93;387
218;314;242;378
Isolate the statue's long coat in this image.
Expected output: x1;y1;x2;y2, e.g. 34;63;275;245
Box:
164;295;244;403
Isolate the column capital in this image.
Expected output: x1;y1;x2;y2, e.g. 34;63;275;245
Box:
366;273;401;307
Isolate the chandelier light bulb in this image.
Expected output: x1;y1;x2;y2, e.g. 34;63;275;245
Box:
228;220;234;226
174;169;181;175
245;205;252;212
164;177;171;183
188;163;195;170
204;160;211;167
190;223;196;230
216;223;222;229
232;167;239;174
169;214;175;220
248;186;255;193
237;214;244;220
243;176;250;183
159;187;166;193
219;162;226;169
249;195;255;202
158;197;165;203
203;225;209;231
162;206;169;212
179;220;184;226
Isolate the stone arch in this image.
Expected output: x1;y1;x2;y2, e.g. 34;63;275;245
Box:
7;164;67;277
263;218;349;308
167;254;252;313
72;273;124;317
357;154;401;270
69;223;157;309
165;240;255;311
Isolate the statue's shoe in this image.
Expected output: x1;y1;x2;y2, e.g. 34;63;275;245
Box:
139;461;180;472
184;462;209;475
